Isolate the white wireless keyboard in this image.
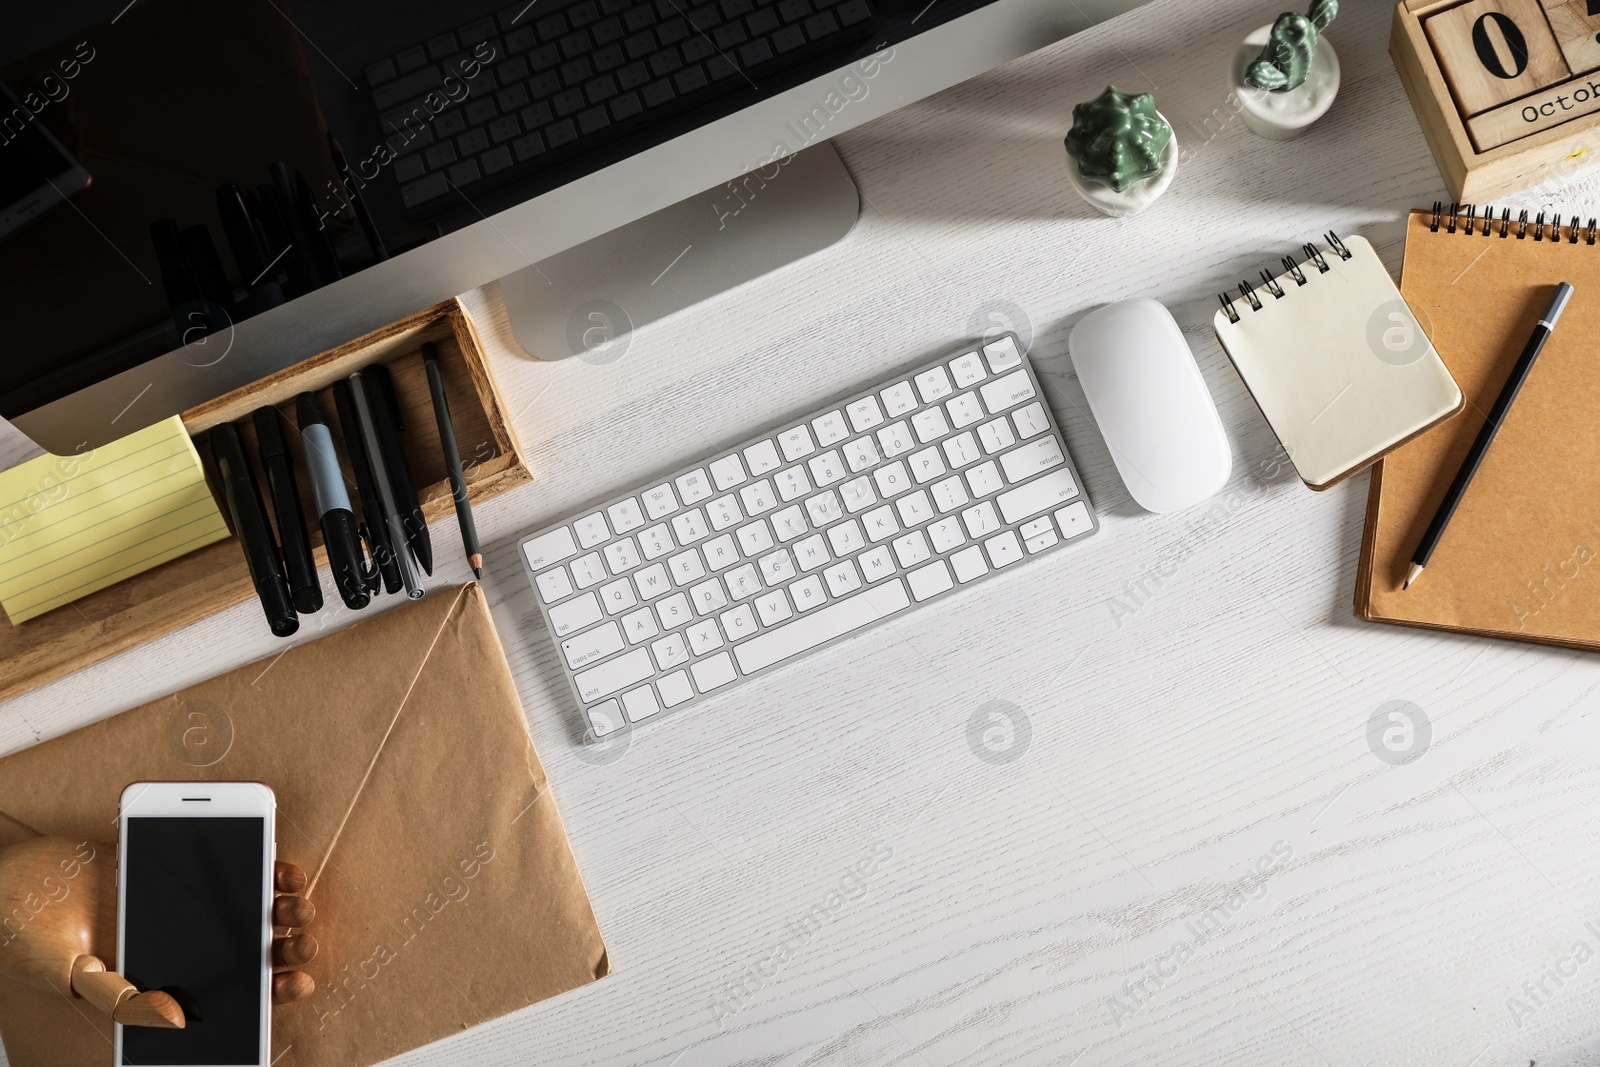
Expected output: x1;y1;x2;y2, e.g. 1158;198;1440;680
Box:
518;335;1098;738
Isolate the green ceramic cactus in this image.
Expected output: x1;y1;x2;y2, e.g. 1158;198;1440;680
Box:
1246;0;1337;92
1064;87;1172;194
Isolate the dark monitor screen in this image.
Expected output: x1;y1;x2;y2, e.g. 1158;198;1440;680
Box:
0;0;996;420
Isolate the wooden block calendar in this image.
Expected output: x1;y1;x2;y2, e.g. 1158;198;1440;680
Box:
1393;0;1600;200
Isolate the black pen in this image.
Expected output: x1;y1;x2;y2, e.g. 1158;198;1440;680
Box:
252;406;323;614
366;363;433;575
1406;281;1575;589
422;342;481;578
332;379;402;594
210;423;298;637
329;134;388;263
296;392;372;610
350;371;425;600
217;183;285;314
294;168;343;284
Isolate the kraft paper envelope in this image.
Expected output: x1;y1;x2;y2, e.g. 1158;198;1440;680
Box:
0;584;609;1067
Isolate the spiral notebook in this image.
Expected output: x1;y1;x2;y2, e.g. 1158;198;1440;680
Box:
1357;205;1600;650
1212;233;1463;490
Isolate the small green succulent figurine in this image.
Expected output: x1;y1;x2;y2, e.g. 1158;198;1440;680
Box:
1064;86;1172;194
1246;0;1337;92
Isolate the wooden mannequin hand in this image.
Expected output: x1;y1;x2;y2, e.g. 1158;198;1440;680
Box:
0;836;318;1029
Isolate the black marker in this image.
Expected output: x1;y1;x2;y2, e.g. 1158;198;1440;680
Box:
210;423;298;637
332;379;401;594
366;363;432;575
296;392;372;610
350;371;425;600
252;406;323;614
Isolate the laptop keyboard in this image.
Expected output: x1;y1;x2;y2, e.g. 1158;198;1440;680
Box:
365;0;881;215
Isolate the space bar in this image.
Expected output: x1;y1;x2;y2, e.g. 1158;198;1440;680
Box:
735;579;911;674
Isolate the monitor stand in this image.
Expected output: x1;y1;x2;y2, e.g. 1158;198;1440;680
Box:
499;141;859;362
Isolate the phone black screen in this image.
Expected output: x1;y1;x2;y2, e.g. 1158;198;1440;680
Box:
121;817;266;1066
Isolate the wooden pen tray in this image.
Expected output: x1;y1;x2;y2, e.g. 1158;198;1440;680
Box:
0;298;529;704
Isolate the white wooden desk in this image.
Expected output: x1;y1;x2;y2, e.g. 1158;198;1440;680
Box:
9;0;1600;1063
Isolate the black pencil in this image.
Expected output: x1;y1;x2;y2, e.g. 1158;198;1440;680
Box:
421;342;482;578
1406;282;1574;590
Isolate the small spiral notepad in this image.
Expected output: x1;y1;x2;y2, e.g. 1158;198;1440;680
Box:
1212;233;1463;490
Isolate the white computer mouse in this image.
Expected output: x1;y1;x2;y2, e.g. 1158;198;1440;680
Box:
1068;298;1231;513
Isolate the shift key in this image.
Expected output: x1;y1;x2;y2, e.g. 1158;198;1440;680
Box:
997;469;1079;524
575;647;654;702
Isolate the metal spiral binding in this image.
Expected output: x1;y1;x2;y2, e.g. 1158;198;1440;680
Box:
1216;232;1350;323
1430;200;1598;243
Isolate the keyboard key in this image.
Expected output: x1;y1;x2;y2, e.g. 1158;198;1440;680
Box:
1056;501;1094;539
725;563;762;600
1020;516;1058;553
737;38;773;67
873;460;910;497
456;129;491;158
928;516;965;553
736;519;774;555
690;579;729;616
812;410;849;445
462;16;499;43
839;476;876;513
713;21;748;47
649;49;683;77
374;64;440;111
549;591;603;636
401;173;450;210
701;533;739;570
1013;401;1051;439
365;57;398;85
577;106;611;135
672;508;710;544
571;552;607;588
634;563;672;600
949;352;986;387
931;475;969;513
687;618;723;654
692;652;738;692
624;6;656;31
513;132;547;162
608;497;646;532
594;14;627;41
779;0;811;21
611;91;644;120
677;469;713;503
881;381;917;416
771;504;807;541
710;453;747;490
535;567;574;603
983;335;1023;372
997;469;1080;524
720;603;758;640
950;544;988;583
907;559;953;602
644;482;680;518
563;621;624;669
803;10;839;38
554;88;587;115
977;417;1015;455
779;424;816;461
809;449;846;486
877;421;914;458
911;406;950;443
600;577;638;613
656;592;693;628
805;490;843;526
604;536;642;573
546;118;579;147
575;647;654;701
425;142;459;170
446;158;482;187
892;530;931;568
847;395;885;432
843;436;880;472
659;670;695;707
483;145;515;174
947;392;985;428
827;518;866;556
863;505;898;542
755;589;793;625
759;548;797;584
707;494;742;531
652;631;691;670
586;700;624;736
623;684;662;721
962;500;999;538
576;512;610;547
523;526;578;569
859;545;895;582
966;461;1003;498
735;580;909;673
775;466;812;503
793;534;830;571
790;574;826;611
895;490;933;527
773;25;805;51
744;439;782;476
466;98;498;124
1000;436;1065;482
914;366;953;403
985;529;1024;568
824;559;862;597
980;369;1036;414
908;447;946;484
739;479;777;515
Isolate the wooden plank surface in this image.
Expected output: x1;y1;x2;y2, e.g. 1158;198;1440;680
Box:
8;1;1600;1066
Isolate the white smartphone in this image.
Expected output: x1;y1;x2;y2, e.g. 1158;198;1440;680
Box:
115;781;276;1067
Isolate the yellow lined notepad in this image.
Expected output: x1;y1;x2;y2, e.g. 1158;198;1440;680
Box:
0;417;230;624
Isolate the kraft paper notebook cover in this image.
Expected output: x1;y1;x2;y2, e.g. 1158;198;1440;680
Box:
0;584;609;1067
1357;205;1600;648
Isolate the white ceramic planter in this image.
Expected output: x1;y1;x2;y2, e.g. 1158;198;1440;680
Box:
1231;25;1339;140
1063;113;1179;218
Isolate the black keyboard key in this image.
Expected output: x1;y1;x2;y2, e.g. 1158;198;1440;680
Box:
585;73;619;102
466;97;498;124
802;10;837;38
507;25;538;51
689;4;720;30
617;61;651;89
499;56;530;84
721;0;754;17
536;12;568;39
779;0;810;20
528;70;561;96
546;118;578;147
520;100;554;127
624;5;657;31
713;22;747;48
553;88;587;115
569;0;601;25
562;57;596;84
513;131;546;161
649;48;682;77
396;45;429;73
602;0;632;13
394;153;427;183
483;144;515;174
737;37;773;65
610;91;643;119
624;31;656;59
707;53;739;78
424;142;457;170
593;43;626;71
435;110;468;138
593;16;625;43
401;172;449;209
366;57;397;85
461;17;497;43
576;105;610;135
528;43;560;70
372;65;441;111
640;78;675;108
682;36;714;62
447;157;482;185
428;33;459;60
499;2;533;29
458;128;491;156
489;114;522;142
772;24;804;52
837;0;870;25
654;0;679;17
498;83;530;110
673;63;708;94
560;29;593;58
746;9;779;35
657;17;690;44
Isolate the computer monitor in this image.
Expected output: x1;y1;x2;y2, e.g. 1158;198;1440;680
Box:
2;0;1143;453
